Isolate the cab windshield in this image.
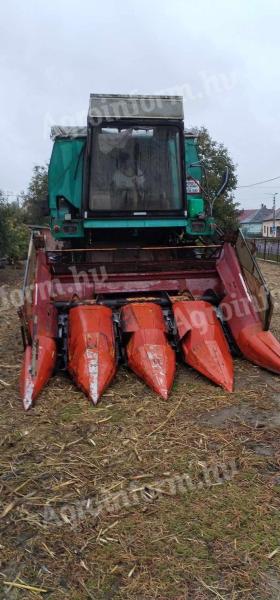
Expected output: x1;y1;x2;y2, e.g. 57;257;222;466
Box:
89;125;182;212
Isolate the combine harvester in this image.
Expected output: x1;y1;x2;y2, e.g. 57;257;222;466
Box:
19;94;280;409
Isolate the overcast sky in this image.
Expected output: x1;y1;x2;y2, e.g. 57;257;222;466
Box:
1;0;280;209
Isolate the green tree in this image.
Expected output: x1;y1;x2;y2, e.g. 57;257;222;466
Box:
22;164;48;225
196;127;239;230
0;192;29;261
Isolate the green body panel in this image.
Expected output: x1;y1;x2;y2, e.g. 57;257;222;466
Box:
184;136;204;218
48;131;214;238
188;197;204;218
84;218;187;229
184;136;213;235
48;138;85;212
185;136;202;181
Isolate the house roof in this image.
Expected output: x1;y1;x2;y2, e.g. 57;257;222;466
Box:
262;208;280;221
238;209;257;223
239;206;272;224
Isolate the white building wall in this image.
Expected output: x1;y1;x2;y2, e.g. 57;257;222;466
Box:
262;220;280;237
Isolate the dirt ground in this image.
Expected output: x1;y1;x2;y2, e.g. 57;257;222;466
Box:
0;262;280;600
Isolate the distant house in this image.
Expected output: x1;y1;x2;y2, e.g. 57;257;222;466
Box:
262;208;280;237
238;204;272;237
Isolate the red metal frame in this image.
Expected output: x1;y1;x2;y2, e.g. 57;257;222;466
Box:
19;230;280;409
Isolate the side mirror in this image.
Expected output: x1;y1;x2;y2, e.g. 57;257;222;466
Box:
215;166;229;200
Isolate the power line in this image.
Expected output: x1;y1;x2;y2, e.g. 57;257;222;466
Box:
238;186;280;190
237;192;280;197
237;175;280;188
1;191;23;198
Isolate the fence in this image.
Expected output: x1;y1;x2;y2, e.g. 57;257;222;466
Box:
246;237;280;263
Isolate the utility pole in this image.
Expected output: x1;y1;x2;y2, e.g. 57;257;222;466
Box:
273;192;278;237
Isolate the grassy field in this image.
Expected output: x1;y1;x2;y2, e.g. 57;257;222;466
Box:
0;263;280;599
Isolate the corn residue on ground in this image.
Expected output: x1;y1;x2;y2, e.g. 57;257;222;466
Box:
0;263;280;600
